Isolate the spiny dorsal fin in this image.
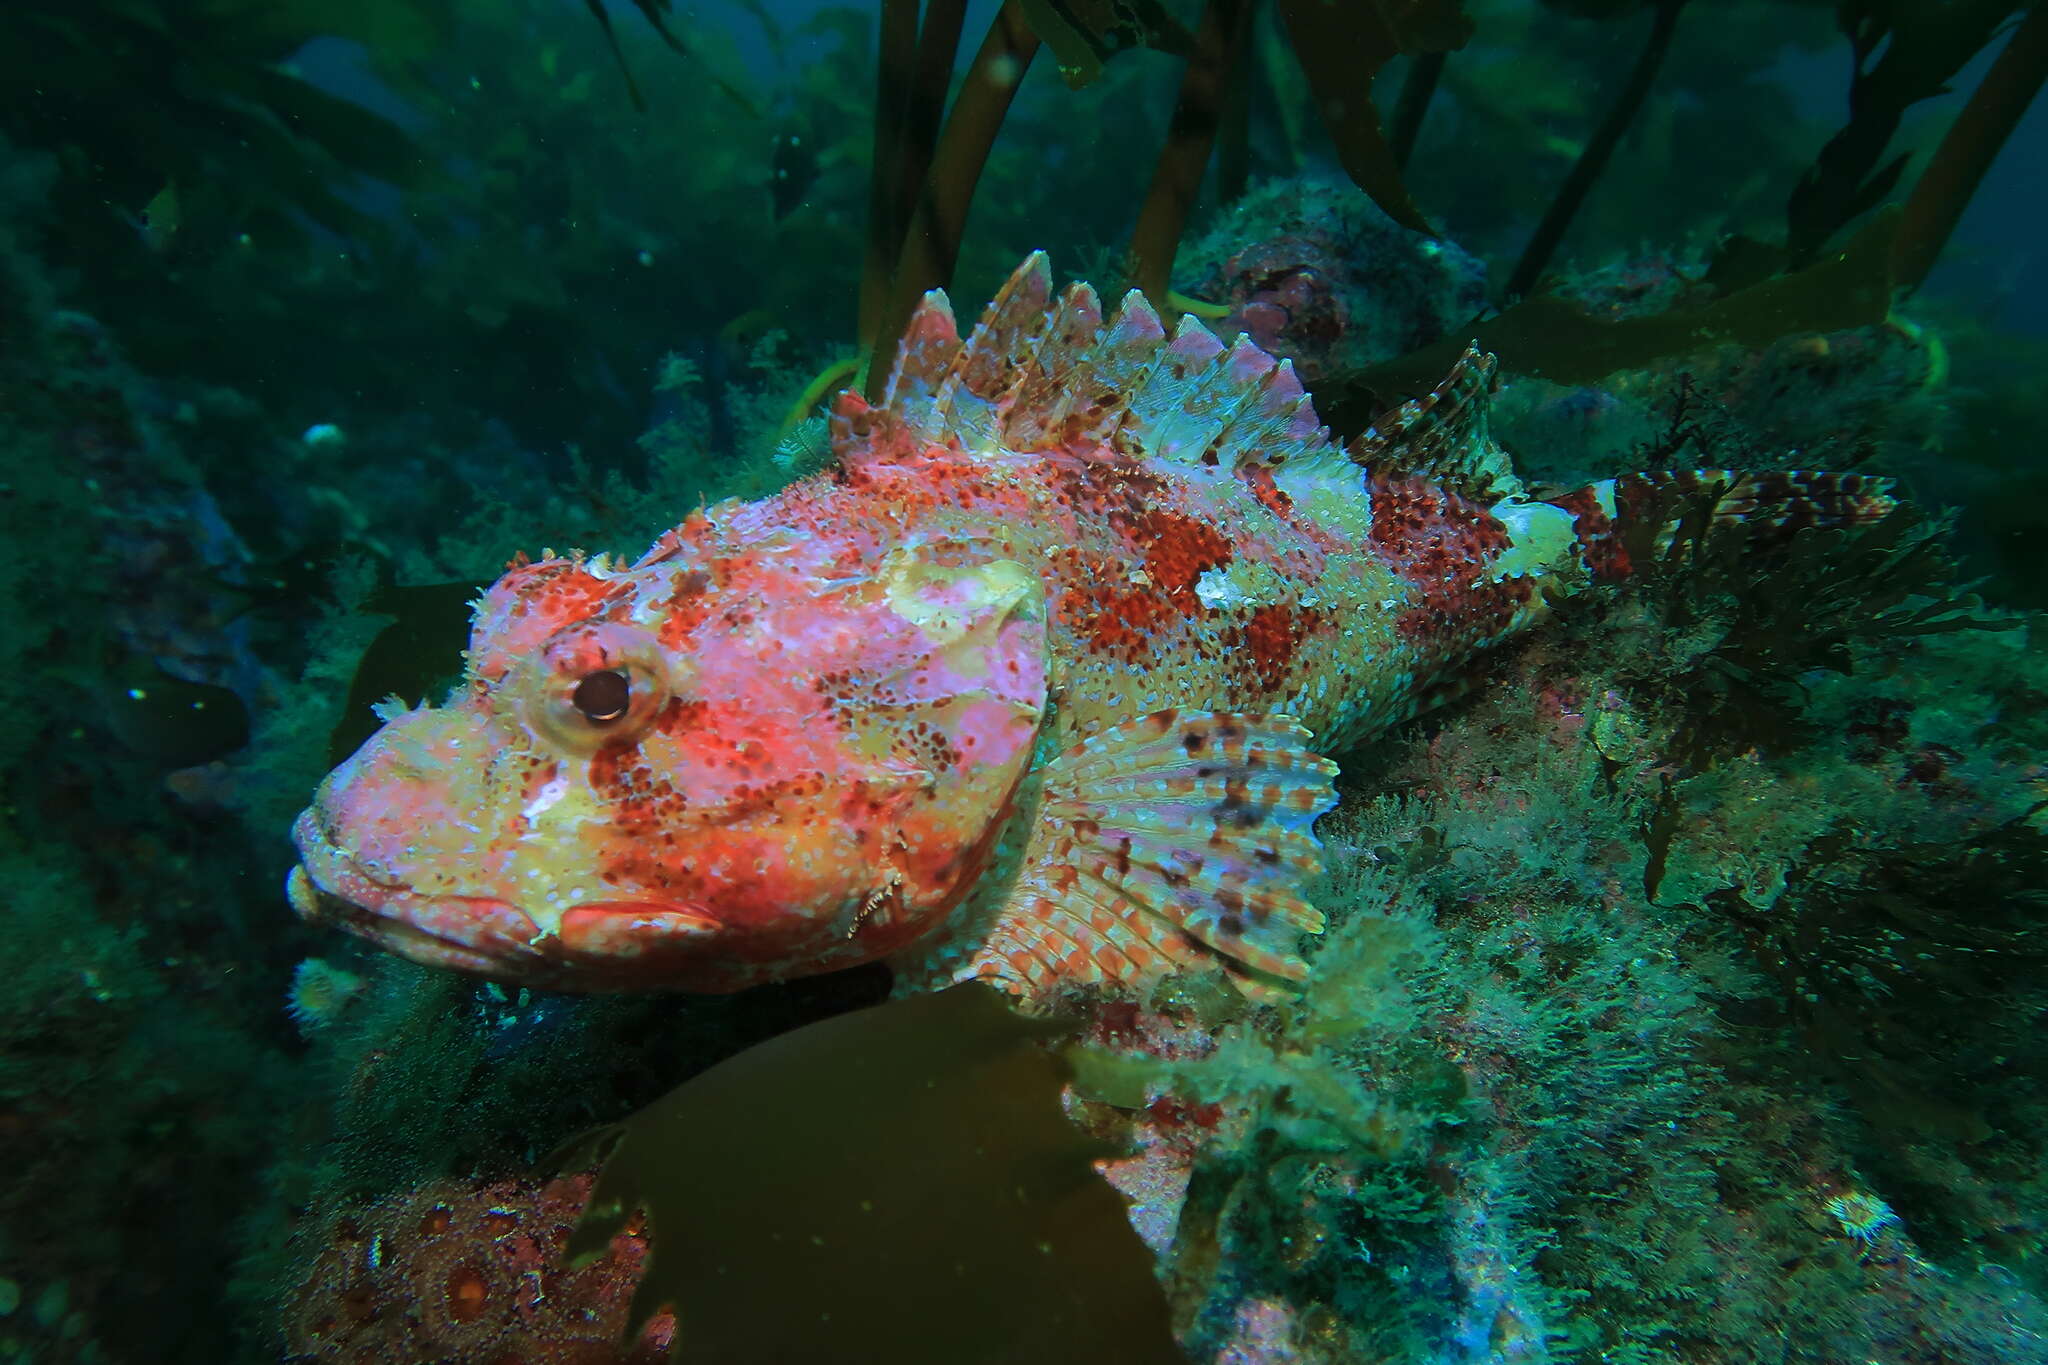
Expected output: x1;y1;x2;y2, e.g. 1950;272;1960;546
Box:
1346;344;1521;501
834;253;1340;479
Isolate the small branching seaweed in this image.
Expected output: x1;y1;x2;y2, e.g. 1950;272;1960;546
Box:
1632;498;2012;766
1167;849;1469;1361
1699;804;2048;1262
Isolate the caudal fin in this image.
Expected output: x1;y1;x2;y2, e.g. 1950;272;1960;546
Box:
1539;469;1898;585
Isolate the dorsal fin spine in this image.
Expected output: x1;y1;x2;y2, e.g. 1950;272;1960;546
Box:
1345;343;1516;499
843;253;1502;487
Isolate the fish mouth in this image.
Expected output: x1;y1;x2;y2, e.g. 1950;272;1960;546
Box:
285;860;529;978
287;808;727;989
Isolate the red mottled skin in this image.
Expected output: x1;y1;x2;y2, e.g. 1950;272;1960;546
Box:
288;255;1888;996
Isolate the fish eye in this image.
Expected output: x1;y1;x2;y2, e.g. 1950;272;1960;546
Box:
572;669;631;724
522;623;678;753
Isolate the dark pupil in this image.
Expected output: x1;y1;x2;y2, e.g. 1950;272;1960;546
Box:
572;669;631;723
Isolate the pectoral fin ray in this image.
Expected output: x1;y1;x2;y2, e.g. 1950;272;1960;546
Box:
966;709;1339;996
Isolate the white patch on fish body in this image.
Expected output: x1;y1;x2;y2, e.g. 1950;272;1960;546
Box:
523;774;570;820
1482;498;1576;584
1195;565;1246;609
1193;556;1292;611
1592;478;1619;519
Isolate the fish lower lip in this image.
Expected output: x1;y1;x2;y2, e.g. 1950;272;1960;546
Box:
289;845;723;959
286;859;376;926
286;863;320;918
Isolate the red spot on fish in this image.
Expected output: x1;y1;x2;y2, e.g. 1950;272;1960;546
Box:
1063;580;1174;663
1061;462;1232;606
1141;510;1231;602
1370;476;1511;588
655;570;715;648
588;739;639;796
500;560;618;623
1394;584;1523;648
1237;603;1323;691
1242;463;1294;517
654;696;708;736
589;738;688;833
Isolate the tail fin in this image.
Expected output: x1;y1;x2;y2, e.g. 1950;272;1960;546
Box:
1538;469;1898;586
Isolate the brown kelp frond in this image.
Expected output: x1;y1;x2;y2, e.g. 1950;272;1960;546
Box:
1784;0;2023;264
580;0;761;115
0;0;444;252
863;0;1470;398
1891;4;2048;293
865;1;1041;401
1387;50;1447;173
1313;209;1897;429
1128;0;1257;310
861;0;929;350
866;0;1230;383
561;983;1188;1362
328;580;482;766
1639;497;2014;767
1504;0;1689;301
1019;0;1199;87
858;0;971;355
580;0;650;111
1273;0;1474;236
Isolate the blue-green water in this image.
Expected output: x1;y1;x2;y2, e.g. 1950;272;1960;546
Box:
1;2;2045;1362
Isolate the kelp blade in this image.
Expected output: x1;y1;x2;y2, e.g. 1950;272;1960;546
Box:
564;982;1188;1363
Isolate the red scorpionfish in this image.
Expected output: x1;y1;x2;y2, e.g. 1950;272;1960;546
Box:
288;254;1891;1001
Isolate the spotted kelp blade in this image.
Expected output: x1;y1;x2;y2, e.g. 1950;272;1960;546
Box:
562;982;1188;1364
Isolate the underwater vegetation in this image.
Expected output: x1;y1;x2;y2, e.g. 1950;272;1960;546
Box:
560;984;1183;1363
0;0;2044;1363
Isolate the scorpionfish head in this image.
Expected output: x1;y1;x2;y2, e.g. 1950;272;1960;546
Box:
289;525;1049;992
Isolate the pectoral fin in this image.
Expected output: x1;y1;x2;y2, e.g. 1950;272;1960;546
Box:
965;709;1340;998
